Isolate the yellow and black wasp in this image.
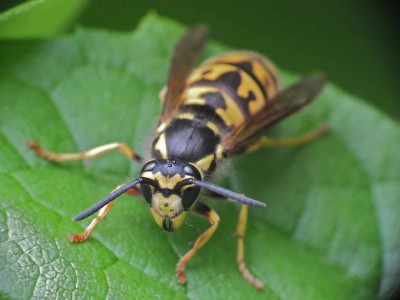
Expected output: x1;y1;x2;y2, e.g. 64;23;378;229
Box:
29;27;328;290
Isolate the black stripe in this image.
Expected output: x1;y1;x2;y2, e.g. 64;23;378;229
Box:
189;73;254;120
224;61;269;99
250;54;280;90
178;104;231;134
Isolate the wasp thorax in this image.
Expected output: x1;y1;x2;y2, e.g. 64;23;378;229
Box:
139;159;202;231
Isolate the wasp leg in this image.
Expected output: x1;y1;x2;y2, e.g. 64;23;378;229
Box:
247;123;329;152
69;200;115;242
176;202;220;285
27;141;142;162
236;204;264;290
68;184;140;242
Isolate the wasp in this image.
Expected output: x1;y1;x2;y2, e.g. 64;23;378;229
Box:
28;27;328;290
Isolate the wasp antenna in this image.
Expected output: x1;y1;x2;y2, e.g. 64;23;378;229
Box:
192;179;266;208
73;178;142;222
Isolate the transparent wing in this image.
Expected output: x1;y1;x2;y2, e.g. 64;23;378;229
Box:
222;74;326;155
160;26;208;122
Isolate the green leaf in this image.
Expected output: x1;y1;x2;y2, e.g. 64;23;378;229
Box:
1;13;400;299
0;0;90;39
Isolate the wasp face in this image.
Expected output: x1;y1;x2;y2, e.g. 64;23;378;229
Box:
139;159;202;231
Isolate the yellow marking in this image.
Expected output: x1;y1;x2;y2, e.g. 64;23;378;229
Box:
152;193;183;216
215;92;245;127
189;64;236;82
186;87;245;128
215;144;225;160
154;134;168;159
202;51;259;66
206;121;221;135
140;171;155;179
189;63;265;122
198;51;280;103
150;208;163;228
244;56;280;99
150;193;189;231
235;68;265;115
177;112;195;120
195;154;215;172
183;53;282;130
180;184;193;194
155;172;183;189
189;163;204;181
157;122;168;133
186;86;219;97
171;211;189;230
186;72;248;129
203;51;280;92
184;98;207;106
184;86;216;106
249;52;281;99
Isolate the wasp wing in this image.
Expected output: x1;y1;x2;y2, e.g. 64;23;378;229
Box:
222;74;326;156
160;26;208;122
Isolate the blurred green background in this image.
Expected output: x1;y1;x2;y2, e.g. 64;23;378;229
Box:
1;1;398;121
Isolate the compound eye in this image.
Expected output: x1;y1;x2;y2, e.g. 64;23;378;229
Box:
184;164;201;179
182;186;201;209
142;160;157;172
140;184;153;205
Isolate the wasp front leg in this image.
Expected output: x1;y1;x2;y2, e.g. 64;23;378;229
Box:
28;141;142;163
176;202;220;285
68;184;141;242
246;123;329;152
69;201;115;242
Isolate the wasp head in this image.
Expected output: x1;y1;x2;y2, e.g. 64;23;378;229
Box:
139;159;202;232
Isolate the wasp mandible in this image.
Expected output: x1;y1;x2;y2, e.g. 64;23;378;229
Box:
29;26;328;290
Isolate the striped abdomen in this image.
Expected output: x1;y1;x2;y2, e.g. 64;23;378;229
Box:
184;51;281;132
152;52;280;174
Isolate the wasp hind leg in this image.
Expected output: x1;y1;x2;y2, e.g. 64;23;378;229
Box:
27;141;142;163
176;202;220;285
236;204;264;290
247;123;329;152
